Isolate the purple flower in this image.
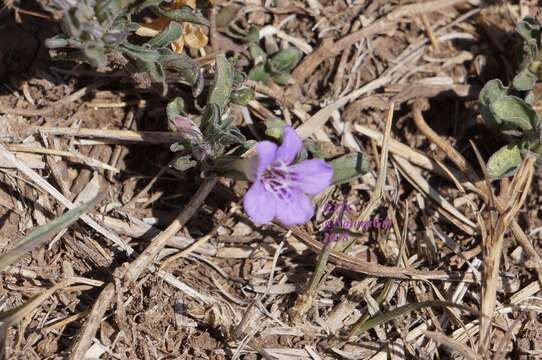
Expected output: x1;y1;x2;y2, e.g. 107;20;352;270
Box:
243;126;333;226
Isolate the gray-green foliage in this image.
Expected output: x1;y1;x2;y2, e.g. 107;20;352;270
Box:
248;45;302;85
214;6;302;86
479;17;542;179
45;0;206;94
168;55;254;172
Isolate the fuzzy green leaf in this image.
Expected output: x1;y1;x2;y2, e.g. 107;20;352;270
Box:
160;51;203;94
147;21;183;48
479;79;508;129
248;65;270;82
249;44;267;65
330;153;370;185
268;47;302;74
512;68;538;91
173;155;198;171
201;103;222;135
516;17;540;43
487;144;522;179
490;95;539;132
264;119;287;140
230;88;255;106
208;55;234;108
166;97;186;122
121;43;161;63
157;5;210;26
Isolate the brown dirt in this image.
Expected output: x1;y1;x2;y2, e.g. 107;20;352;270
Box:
2;1;542;359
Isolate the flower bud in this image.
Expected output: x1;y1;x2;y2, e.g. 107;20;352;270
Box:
173;115;204;145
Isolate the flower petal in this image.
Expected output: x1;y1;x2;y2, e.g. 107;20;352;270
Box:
243;181;277;224
276;126;302;165
183;25;208;49
289;159;333;195
255;141;277;176
172;37;185;53
275;190;314;226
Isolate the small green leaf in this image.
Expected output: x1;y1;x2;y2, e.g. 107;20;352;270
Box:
219;126;246;146
249;44;267;65
45;35;77;49
264;119;287;140
516;17;540;43
330;153;370;185
142;60;166;84
208;55;234;108
121;43;161;63
525;90;536;105
230;88;255;106
244;26;260;43
172;155;198;171
224;22;250;40
479;79;508;129
512;68;538;91
248;65;270;82
490;95;539;132
147;21;183;48
157;5;210;26
201;103;222;135
268;47;302;74
166;97;186;123
170;142;186;152
486;144;522;179
160;52;202;94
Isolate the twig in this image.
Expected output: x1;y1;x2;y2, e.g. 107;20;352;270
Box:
293;0;470;82
287;226;480;282
411;100;542;281
160;205;237;269
6;144;120;173
70;176;217;359
123;176;217;282
421;14;439;50
336;103;395;251
479;156;535;354
31;127;181;144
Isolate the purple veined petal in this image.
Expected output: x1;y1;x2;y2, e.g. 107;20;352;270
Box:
243;181;277;225
275;189;314;226
289;159;333;195
275;126;302;165
255;141;278;177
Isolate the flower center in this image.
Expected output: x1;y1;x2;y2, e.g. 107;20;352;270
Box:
260;160;299;201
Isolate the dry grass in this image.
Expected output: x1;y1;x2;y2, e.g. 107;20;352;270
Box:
1;1;542;359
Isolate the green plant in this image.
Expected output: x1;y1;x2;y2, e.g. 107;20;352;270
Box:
167;55;255;174
45;0;209;95
479;17;542;179
247;45;302;85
